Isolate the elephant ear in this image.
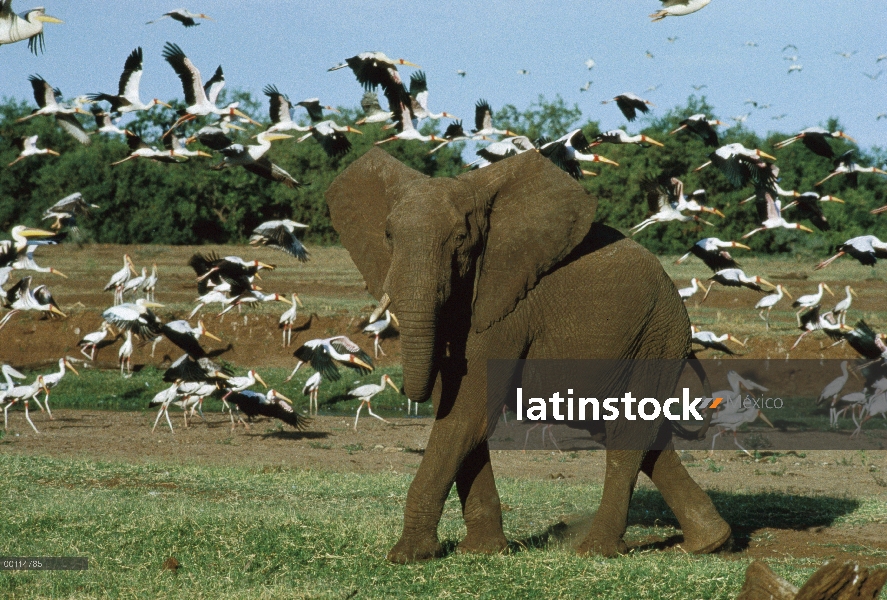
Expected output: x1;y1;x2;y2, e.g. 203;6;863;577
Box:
459;151;597;332
326;148;428;299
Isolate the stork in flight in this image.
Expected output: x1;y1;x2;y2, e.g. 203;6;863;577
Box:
147;9;212;27
88;47;171;116
650;0;712;22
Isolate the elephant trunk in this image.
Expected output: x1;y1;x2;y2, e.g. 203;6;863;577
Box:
397;299;439;403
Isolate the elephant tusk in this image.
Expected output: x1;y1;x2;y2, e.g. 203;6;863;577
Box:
369;293;391;323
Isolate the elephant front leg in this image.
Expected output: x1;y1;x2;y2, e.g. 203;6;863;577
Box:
387;416;477;563
576;450;644;557
455;441;507;555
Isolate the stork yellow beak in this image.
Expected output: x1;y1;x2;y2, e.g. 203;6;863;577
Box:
143;302;165;308
259;133;293;142
65;360;80;376
50;268;67;279
757;411;774;427
824;196;844;203
279;296;293;305
347;127;363;135
258;262;276;270
386;378;401;393
36;14;63;23
197;151;212;158
758;150;777;161
255;372;268;388
824;284;835;296
274;391;293;405
201;328;222;343
49;305;66;318
390;313;399;327
838;132;856;144
352;357;373;371
782;288;793;300
293;294;303;307
594;155;619;166
851;287;859;298
703;207;726;218
20;227;57;238
733;243;751;250
641;136;664;147
727;335;746;347
397;60;420;68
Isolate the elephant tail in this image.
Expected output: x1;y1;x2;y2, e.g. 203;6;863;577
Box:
671;353;714;441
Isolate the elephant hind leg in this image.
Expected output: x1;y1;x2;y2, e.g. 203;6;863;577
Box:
641;444;731;554
576;449;643;557
455;441;508;555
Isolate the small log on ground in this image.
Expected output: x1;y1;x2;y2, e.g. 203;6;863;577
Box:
736;560;887;600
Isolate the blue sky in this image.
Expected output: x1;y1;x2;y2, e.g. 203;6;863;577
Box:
2;0;885;150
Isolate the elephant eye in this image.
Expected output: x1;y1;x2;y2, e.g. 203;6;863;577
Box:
454;233;467;247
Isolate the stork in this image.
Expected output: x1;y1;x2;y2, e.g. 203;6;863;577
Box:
650;0;712;22
832;286;858;326
676;238;750;271
816;150;887;187
815;235;887;270
670;114;724;147
301;371;323;416
35;357;78;420
703;269;774;301
350;374;400;430
7;135;59;166
87;47;171;116
631;177;714;234
103;254;137;305
818;361;851;428
297;120;363;157
755;285;792;330
363;309;398;358
147;9;212;27
691;326;746;355
250;220;310;262
17;75;91;144
791;283;834;325
1;375;48;433
590;129;663;147
213;131;303;188
278;294;304;347
601;93;654;122
773;127;856;159
77;322;116;361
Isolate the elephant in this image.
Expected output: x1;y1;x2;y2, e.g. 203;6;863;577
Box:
326;147;731;562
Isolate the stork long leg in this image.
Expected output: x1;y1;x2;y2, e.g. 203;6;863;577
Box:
732;431;753;457
365;401;391;425
543;424;562;454
0;309;21;330
43;392;53;420
152;405;168;433
3;400;14;430
708;427;724;456
23;400;39;433
523;423;541;452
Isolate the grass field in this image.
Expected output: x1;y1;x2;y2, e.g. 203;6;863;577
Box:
2;453;886;599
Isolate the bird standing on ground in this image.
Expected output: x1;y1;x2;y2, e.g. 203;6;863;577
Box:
278;293;304;347
363;310;398;358
755;285;792;330
104;254;137;305
832;286;858;325
691;326;746;355
351;374;400;430
677;278;708;302
791;283;834;324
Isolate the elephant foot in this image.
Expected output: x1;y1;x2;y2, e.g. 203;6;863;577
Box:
456;532;508;555
386;535;444;564
680;520;732;555
575;534;628;558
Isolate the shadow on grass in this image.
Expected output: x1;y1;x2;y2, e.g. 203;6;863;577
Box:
503;489;861;555
257;430;331;441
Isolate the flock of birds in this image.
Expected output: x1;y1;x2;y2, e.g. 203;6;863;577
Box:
2;1;887;444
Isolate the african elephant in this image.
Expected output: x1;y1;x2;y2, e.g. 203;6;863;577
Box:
326;147;731;562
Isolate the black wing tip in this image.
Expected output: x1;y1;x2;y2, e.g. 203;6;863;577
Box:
162;42;185;60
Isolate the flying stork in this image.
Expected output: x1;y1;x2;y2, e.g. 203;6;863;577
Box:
0;276;66;330
815;150;887;187
297;120;363;157
538;129;619;179
691;325;746;355
670;114;724;147
677;278;708;302
7;135;59;166
601;93;654;122
0;1;62;54
790;306;851;350
88;47;171;116
703;268;774;301
111;131;189;166
815;235;887;270
250;220;310;262
471;100;518;138
162;42;257;134
77;322;117;361
466;136;535;169
408;71;457;124
41;192;99;231
693;143;777;188
289;336;374;382
589;129;664;147
355;91;393;126
773;127;856;159
631;176;714;234
17;75;91;144
226;389;308;431
147;9;212;27
676;238;750;271
780;192;844;232
212;131;303;188
650;0;711;21
741;191;814;238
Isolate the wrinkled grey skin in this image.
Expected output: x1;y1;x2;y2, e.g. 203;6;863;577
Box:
327;148;730;563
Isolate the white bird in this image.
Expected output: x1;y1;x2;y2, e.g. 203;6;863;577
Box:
584;58;595;69
790;306;849;350
147;9;212;27
710;370;768;414
351;374;400;430
216;369;268;426
1;375;48;433
816;150;887;187
791;283;834;325
35;357;78;420
363;310;399;358
278;293;304;347
0;276;66;330
87;47;171;116
289;336;374;382
162;42;256;133
77;322;116;361
631;177;713;234
690;325;746;355
91;109;128;136
104;254;137;305
741;195;814;239
677;278;708;302
374;102;442;146
111;131;188;166
302;371;323;416
788;64;803;74
214;131;303;188
589;129;663;148
852;390;887;439
189;290;231;319
218;291;292;316
709;402;774;456
0;1;62;53
149;383;183;433
465;136;535;169
408;71;457;124
815;235;887;270
11;245;67;278
121;267;148;300
538;129;619;179
250;220;309;262
755;285;792;329
676;238;750;271
834;391;868;429
471;100;518;138
354;91;393;126
16;75;91;144
818;361;850;428
1;363;26;392
650;0;711;21
601;93;654;121
693;143;777;188
7;135;59;167
118;330;134;377
142;263;158;302
832;286;858;326
41;191;99;232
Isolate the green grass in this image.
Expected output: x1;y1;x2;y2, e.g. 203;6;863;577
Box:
2;454;885;599
18;365;430;418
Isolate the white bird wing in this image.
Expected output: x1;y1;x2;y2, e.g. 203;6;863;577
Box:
56;113;91;145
